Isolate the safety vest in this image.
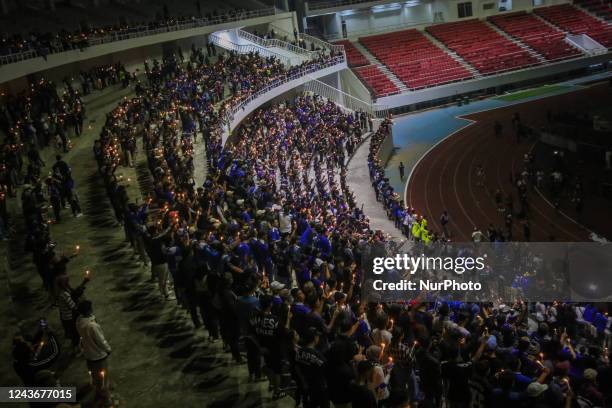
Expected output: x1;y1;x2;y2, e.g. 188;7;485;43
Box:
412;222;421;239
422;229;431;245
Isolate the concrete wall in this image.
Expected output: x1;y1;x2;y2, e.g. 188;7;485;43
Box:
268;12;300;38
307;0;572;39
432;0;569;21
376;126;394;165
314;2;433;38
339;68;372;103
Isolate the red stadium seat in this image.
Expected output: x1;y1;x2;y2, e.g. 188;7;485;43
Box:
358;29;473;90
489;11;584;61
354;64;401;97
534;4;612;48
426;19;540;75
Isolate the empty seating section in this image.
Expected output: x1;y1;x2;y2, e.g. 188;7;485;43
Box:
426;19;539;75
334;40;369;67
574;0;612;22
490;12;583;61
359;29;472;90
354;65;400;97
534;4;612;48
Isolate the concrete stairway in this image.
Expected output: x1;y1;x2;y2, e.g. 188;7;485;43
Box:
485;20;547;64
351;40;410;92
532;9;564;31
422;30;482;78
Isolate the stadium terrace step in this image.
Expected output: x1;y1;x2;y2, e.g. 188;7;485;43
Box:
351;41;409;92
486;19;547;64
421;30;482;78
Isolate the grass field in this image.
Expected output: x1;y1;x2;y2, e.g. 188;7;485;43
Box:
496;85;571;101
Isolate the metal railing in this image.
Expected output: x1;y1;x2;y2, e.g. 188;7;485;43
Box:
237;29;316;58
0;49;38;66
224;55;347;131
209;31;293;66
0;7;276;67
307;0;383;11
299;32;346;54
303;77;389;117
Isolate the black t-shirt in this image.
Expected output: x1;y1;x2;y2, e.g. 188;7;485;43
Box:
469;375;492;408
295;345;327;391
328;334;358;365
349;382;377;408
326;361;354;404
441;360;473;403
249;311;281;351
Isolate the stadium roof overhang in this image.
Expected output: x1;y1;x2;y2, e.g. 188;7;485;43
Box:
306;0;426;17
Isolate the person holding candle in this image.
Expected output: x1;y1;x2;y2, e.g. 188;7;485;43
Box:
55;274;88;354
365;345;390;402
76;300;112;401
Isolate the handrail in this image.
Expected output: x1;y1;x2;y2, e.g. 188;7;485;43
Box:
299;32;346;54
224;55;346;130
237;29;315;57
303;77;389;117
0;49;38;66
0;7;276;67
209;31;293;66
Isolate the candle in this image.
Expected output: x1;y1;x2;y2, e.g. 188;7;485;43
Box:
100;370;105;389
389;319;394;330
75;245;80;253
88;370;93;385
85;270;90;278
539;352;544;361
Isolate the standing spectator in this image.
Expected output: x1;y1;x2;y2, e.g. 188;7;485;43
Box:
76;300;112;402
55;274;89;354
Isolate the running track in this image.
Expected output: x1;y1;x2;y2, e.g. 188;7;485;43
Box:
406;84;611;242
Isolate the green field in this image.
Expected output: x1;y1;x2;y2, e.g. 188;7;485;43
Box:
496;85;571;101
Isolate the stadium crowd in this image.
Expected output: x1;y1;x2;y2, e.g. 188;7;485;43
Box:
0;7;254;63
3;44;611;408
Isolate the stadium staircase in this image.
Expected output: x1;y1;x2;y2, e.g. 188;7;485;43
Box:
421;30;483;78
236;29;316;65
485;20;547;64
209;28;308;66
352;41;409;92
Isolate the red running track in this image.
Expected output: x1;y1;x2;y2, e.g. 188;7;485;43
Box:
406;84;611;242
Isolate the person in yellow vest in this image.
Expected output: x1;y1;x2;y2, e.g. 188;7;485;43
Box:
420;218;430;245
412;217;422;242
421;227;431;245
